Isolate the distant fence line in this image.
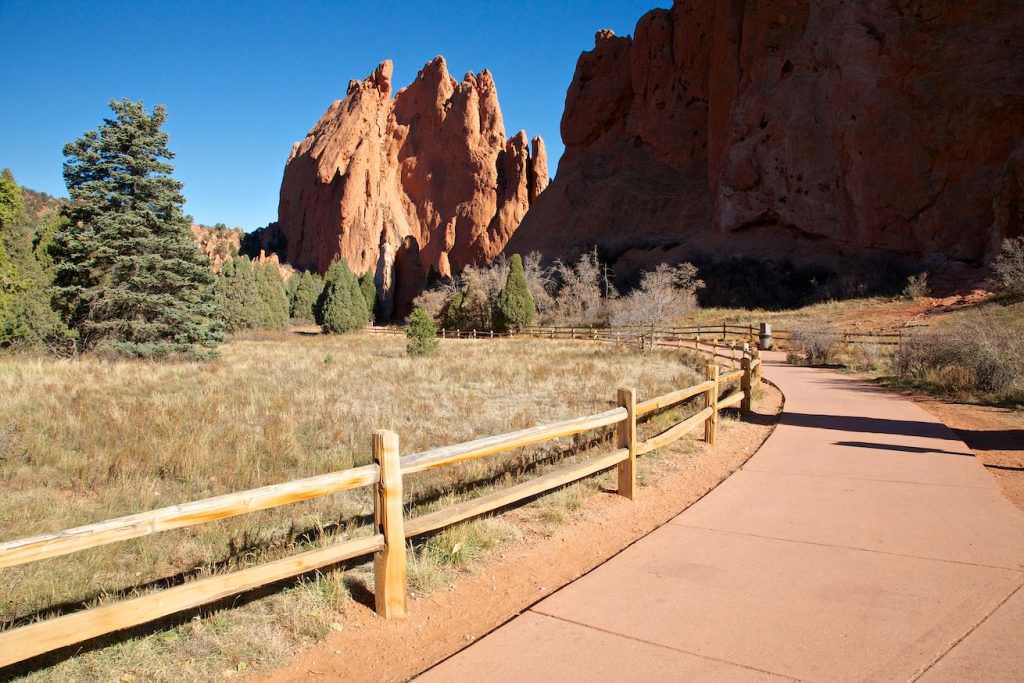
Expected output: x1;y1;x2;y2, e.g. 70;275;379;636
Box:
0;336;764;667
369;321;932;352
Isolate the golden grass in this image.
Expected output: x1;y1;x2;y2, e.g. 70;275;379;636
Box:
677;296;919;331
1;330;701;680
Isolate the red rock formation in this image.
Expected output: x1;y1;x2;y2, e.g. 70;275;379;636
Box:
191;224;295;280
274;58;547;318
191;224;242;273
509;0;1024;276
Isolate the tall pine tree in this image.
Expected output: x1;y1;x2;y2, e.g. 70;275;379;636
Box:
0;170;65;348
51;99;222;356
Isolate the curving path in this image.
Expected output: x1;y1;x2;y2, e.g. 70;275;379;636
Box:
419;354;1024;681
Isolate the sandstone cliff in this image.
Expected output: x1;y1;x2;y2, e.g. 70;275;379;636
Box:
509;0;1024;278
273;58;547;319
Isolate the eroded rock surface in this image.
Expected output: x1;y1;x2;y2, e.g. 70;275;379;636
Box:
509;1;1024;275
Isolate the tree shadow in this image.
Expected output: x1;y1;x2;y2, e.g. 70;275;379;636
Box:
954;429;1024;452
832;440;975;457
780;412;956;440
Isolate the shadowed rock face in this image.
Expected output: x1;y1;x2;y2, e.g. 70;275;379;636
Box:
509;0;1024;275
275;58;548;319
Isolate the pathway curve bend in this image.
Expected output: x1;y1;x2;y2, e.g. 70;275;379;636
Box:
420;354;1024;681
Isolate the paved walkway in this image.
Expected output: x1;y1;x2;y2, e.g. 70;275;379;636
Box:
420;356;1024;681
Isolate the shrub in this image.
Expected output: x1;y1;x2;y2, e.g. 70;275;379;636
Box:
609;262;703;327
788;323;842;365
890;322;1022;399
318;259;369;334
493;254;536;332
548;249;614;326
991;236;1024;297
902;272;930;299
406;307;438;356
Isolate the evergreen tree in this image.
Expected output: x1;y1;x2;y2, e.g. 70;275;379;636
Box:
0;170;65;347
214;256;290;332
0;172;23;335
318;259;369;333
254;261;289;330
358;271;377;322
50;99;222;356
290;271;323;321
442;290;468;330
493;253;535;332
406;307;438;356
0;170;23;229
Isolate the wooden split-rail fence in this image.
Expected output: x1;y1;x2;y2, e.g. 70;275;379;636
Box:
0;346;764;667
371;321;923;352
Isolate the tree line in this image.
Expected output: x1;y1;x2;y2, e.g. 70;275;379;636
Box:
413;250;703;332
0;99;386;357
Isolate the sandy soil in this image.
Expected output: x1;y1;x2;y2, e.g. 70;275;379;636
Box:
912;397;1024;511
255;385;783;683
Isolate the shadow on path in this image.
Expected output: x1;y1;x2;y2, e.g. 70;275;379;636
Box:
832;440;975;458
781;412;955;440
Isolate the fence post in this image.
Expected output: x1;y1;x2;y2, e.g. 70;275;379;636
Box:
616;387;637;500
753;347;762;383
704;364;719;446
741;357;752;413
722;322;727;340
373;429;407;619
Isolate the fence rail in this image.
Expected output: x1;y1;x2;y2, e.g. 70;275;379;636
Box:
0;342;763;668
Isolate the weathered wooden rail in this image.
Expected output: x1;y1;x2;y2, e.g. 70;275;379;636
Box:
0;349;762;668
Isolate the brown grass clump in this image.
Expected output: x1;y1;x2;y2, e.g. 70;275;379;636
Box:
1;331;699;680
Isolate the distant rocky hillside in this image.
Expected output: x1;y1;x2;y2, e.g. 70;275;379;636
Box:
191;224;294;280
19;186;66;220
263;58;548;319
509;0;1024;281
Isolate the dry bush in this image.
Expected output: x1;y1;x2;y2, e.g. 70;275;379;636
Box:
547;249;616;326
609;262;703;327
901;272;930;299
787;323;842;365
449;258;508;330
411;282;455;320
523;251;555;317
840;341;889;372
991;236;1024;297
890;322;1023;400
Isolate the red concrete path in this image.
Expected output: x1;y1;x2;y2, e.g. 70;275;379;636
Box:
420;356;1024;681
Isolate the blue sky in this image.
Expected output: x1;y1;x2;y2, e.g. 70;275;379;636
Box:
0;0;662;230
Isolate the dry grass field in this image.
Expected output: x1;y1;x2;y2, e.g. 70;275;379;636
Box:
1;331;705;680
